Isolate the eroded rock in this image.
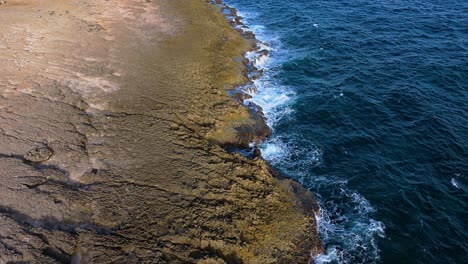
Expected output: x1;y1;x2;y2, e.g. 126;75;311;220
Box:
24;146;54;163
0;0;321;263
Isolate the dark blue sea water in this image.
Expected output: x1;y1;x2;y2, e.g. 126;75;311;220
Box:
224;0;468;263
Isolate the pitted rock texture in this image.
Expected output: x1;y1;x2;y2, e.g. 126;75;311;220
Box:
24;145;54;163
0;0;321;263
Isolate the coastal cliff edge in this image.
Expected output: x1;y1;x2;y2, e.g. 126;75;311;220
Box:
0;0;321;263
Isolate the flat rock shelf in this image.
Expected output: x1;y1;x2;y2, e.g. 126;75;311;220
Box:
0;0;321;263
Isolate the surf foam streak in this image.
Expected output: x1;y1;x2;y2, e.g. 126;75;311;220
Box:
228;2;386;263
451;178;459;189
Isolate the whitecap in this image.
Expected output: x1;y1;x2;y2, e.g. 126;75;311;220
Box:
451;178;460;189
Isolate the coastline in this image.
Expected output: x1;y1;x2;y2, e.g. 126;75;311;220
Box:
0;0;321;263
208;0;325;261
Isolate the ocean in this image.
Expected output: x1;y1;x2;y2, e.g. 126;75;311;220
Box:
223;0;468;263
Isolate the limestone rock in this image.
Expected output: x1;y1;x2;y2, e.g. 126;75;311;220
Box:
24;146;54;163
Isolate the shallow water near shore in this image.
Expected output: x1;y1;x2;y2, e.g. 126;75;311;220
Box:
224;0;468;263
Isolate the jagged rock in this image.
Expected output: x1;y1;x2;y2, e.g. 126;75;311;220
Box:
243;31;256;40
259;49;269;57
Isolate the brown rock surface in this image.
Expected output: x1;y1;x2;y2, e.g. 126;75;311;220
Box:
0;0;321;263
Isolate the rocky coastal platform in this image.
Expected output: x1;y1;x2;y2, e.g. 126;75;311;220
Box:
0;0;321;263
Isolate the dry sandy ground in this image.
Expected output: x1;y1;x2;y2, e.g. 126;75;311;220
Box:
0;0;321;263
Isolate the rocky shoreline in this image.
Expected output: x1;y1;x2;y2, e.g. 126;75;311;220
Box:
210;1;325;261
203;1;324;260
0;0;321;263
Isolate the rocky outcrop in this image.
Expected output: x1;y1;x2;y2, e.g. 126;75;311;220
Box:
0;0;321;263
24;145;54;163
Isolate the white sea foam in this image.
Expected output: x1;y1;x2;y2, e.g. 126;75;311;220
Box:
261;140;287;160
243;44;295;128
369;219;386;238
451;178;460;189
350;191;376;215
313;186;385;263
234;10;259;21
315;246;340;264
260;137;322;176
255;53;269;68
245;89;293;127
